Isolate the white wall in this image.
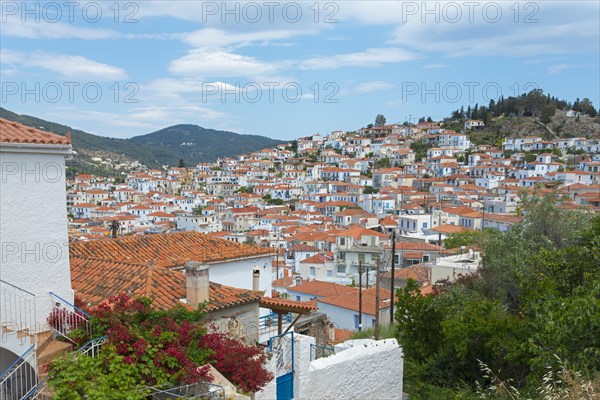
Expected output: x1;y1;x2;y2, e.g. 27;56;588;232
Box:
316;301;377;331
256;334;404;400
1;149;73;331
209;255;272;297
303;338;403;399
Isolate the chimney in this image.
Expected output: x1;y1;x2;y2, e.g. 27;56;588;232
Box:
252;268;260;291
185;261;209;308
294;274;302;286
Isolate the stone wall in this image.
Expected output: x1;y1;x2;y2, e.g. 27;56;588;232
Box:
204;301;260;343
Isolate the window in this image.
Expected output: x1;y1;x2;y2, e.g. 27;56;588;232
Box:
354;315;360;330
296;296;301;301
422;222;428;229
327;270;333;277
338;265;345;274
310;267;316;276
339;237;346;246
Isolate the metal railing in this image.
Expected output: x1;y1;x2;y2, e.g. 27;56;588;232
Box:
0;280;37;334
29;335;108;399
310;343;335;361
259;312;292;340
48;292;92;343
0;344;37;400
78;336;108;358
146;382;225;399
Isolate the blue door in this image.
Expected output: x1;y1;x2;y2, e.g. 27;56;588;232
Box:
276;372;294;400
270;331;294;400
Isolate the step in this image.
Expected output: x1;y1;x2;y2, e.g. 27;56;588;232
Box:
36;330;54;354
36;340;73;375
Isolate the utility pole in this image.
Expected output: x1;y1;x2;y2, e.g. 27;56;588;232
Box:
375;258;381;340
438;212;442;245
358;261;363;332
389;231;396;325
481;206;485;231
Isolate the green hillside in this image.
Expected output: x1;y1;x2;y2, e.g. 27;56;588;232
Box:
0;108;284;171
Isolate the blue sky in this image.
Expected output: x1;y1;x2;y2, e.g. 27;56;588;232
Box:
1;1;599;140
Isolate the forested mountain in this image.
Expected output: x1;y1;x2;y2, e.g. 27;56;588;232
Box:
0;108;283;171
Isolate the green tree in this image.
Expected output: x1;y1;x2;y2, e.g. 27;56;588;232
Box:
375;114;387;126
374;157;392;169
363;185;379;194
443;230;484;249
394;194;600;397
192;205;203;215
540;104;556;124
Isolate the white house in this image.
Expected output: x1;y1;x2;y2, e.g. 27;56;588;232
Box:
316;287;392;331
1;119;75;394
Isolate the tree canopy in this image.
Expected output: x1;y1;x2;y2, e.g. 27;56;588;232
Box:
395;192;600;399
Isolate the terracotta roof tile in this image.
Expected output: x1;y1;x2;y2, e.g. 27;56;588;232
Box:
259;297;317;313
71;256;261;312
317;287;393;316
70;231;272;268
288;280;356;298
0;118;71;145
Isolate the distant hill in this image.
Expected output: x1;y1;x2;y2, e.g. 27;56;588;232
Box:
0;108;284;172
128;124;284;165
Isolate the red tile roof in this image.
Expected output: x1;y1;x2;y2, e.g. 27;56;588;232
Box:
70;231;272;268
299;252;334;264
259;297;317;313
0;118;71;145
71;256;262;312
288;280;356;298
330;328;355;345
317;287;393;316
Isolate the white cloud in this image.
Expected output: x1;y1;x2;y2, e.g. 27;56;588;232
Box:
354;81;394;93
1;49;127;80
547;64;576;75
299;47;417;70
43;104;227;138
169;50;280;79
182;28;313;49
1;18;119;40
387;3;599;58
423;64;449;69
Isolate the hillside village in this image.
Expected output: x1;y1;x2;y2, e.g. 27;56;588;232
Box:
1;112;599;399
62;111;600;321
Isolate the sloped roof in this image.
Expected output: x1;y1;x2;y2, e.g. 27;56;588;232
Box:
259;297;317;314
70;256;262;312
288;280;356;298
70;231;272;268
317;287;393;316
0;118;71;145
299;252;334;264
